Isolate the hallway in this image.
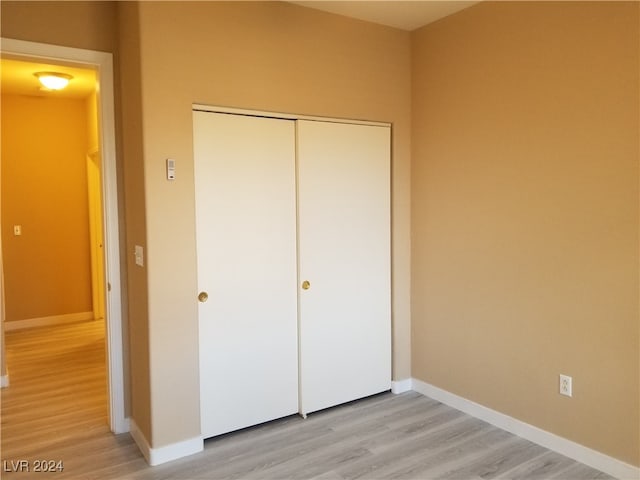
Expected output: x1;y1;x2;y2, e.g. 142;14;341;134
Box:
1;320;144;477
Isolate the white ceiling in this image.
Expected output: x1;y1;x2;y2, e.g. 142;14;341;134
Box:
289;1;480;31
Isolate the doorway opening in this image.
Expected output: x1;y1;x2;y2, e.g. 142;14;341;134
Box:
1;58;104;330
0;39;126;434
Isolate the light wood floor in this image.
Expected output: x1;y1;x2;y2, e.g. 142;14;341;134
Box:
1;321;613;479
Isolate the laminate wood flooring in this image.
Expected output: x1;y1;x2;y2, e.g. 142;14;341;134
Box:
1;321;613;479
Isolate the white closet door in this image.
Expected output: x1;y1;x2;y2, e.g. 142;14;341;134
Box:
193;111;298;438
297;120;391;415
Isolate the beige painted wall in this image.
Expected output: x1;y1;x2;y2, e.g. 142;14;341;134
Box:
1;95;93;321
0;1;117;53
411;1;639;466
117;0;152;442
119;0;412;447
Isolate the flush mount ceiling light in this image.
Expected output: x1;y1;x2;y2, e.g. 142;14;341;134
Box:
34;72;73;90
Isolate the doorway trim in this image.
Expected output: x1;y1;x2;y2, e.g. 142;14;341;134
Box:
0;38;128;434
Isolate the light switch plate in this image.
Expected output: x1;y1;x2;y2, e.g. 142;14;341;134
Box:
134;245;144;267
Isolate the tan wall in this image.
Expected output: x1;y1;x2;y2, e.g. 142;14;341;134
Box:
411;1;639;466
117;0;152;442
121;0;412;447
1;95;93;321
0;1;117;53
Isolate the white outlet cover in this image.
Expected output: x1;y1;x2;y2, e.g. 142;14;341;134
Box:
559;374;572;397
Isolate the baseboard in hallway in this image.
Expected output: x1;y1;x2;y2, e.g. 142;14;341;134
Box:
4;311;94;331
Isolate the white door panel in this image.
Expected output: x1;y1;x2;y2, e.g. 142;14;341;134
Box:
297;120;391;415
194;111;298;438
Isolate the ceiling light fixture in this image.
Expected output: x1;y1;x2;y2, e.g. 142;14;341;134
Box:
34;72;73;90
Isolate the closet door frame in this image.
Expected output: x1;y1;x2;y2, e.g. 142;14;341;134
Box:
193;104;389;129
193;104;391;424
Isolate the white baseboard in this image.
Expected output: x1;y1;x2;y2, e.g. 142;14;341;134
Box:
130;419;203;466
129;419;152;463
391;378;412;394
115;416;131;435
412;378;639;480
0;374;9;388
4;312;94;331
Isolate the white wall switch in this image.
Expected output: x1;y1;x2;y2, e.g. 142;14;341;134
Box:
134;245;144;267
13;225;21;236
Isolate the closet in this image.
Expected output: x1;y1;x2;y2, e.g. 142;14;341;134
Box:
193;108;391;439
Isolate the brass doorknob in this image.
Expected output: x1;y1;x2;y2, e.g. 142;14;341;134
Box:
301;280;311;290
198;291;209;303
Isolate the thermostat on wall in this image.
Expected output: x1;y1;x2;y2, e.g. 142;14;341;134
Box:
166;158;176;180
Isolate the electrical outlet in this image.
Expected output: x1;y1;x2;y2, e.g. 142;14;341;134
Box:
559;374;572;397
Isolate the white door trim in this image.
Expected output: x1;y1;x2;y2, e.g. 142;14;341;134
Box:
192;103;391;128
0;37;128;434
